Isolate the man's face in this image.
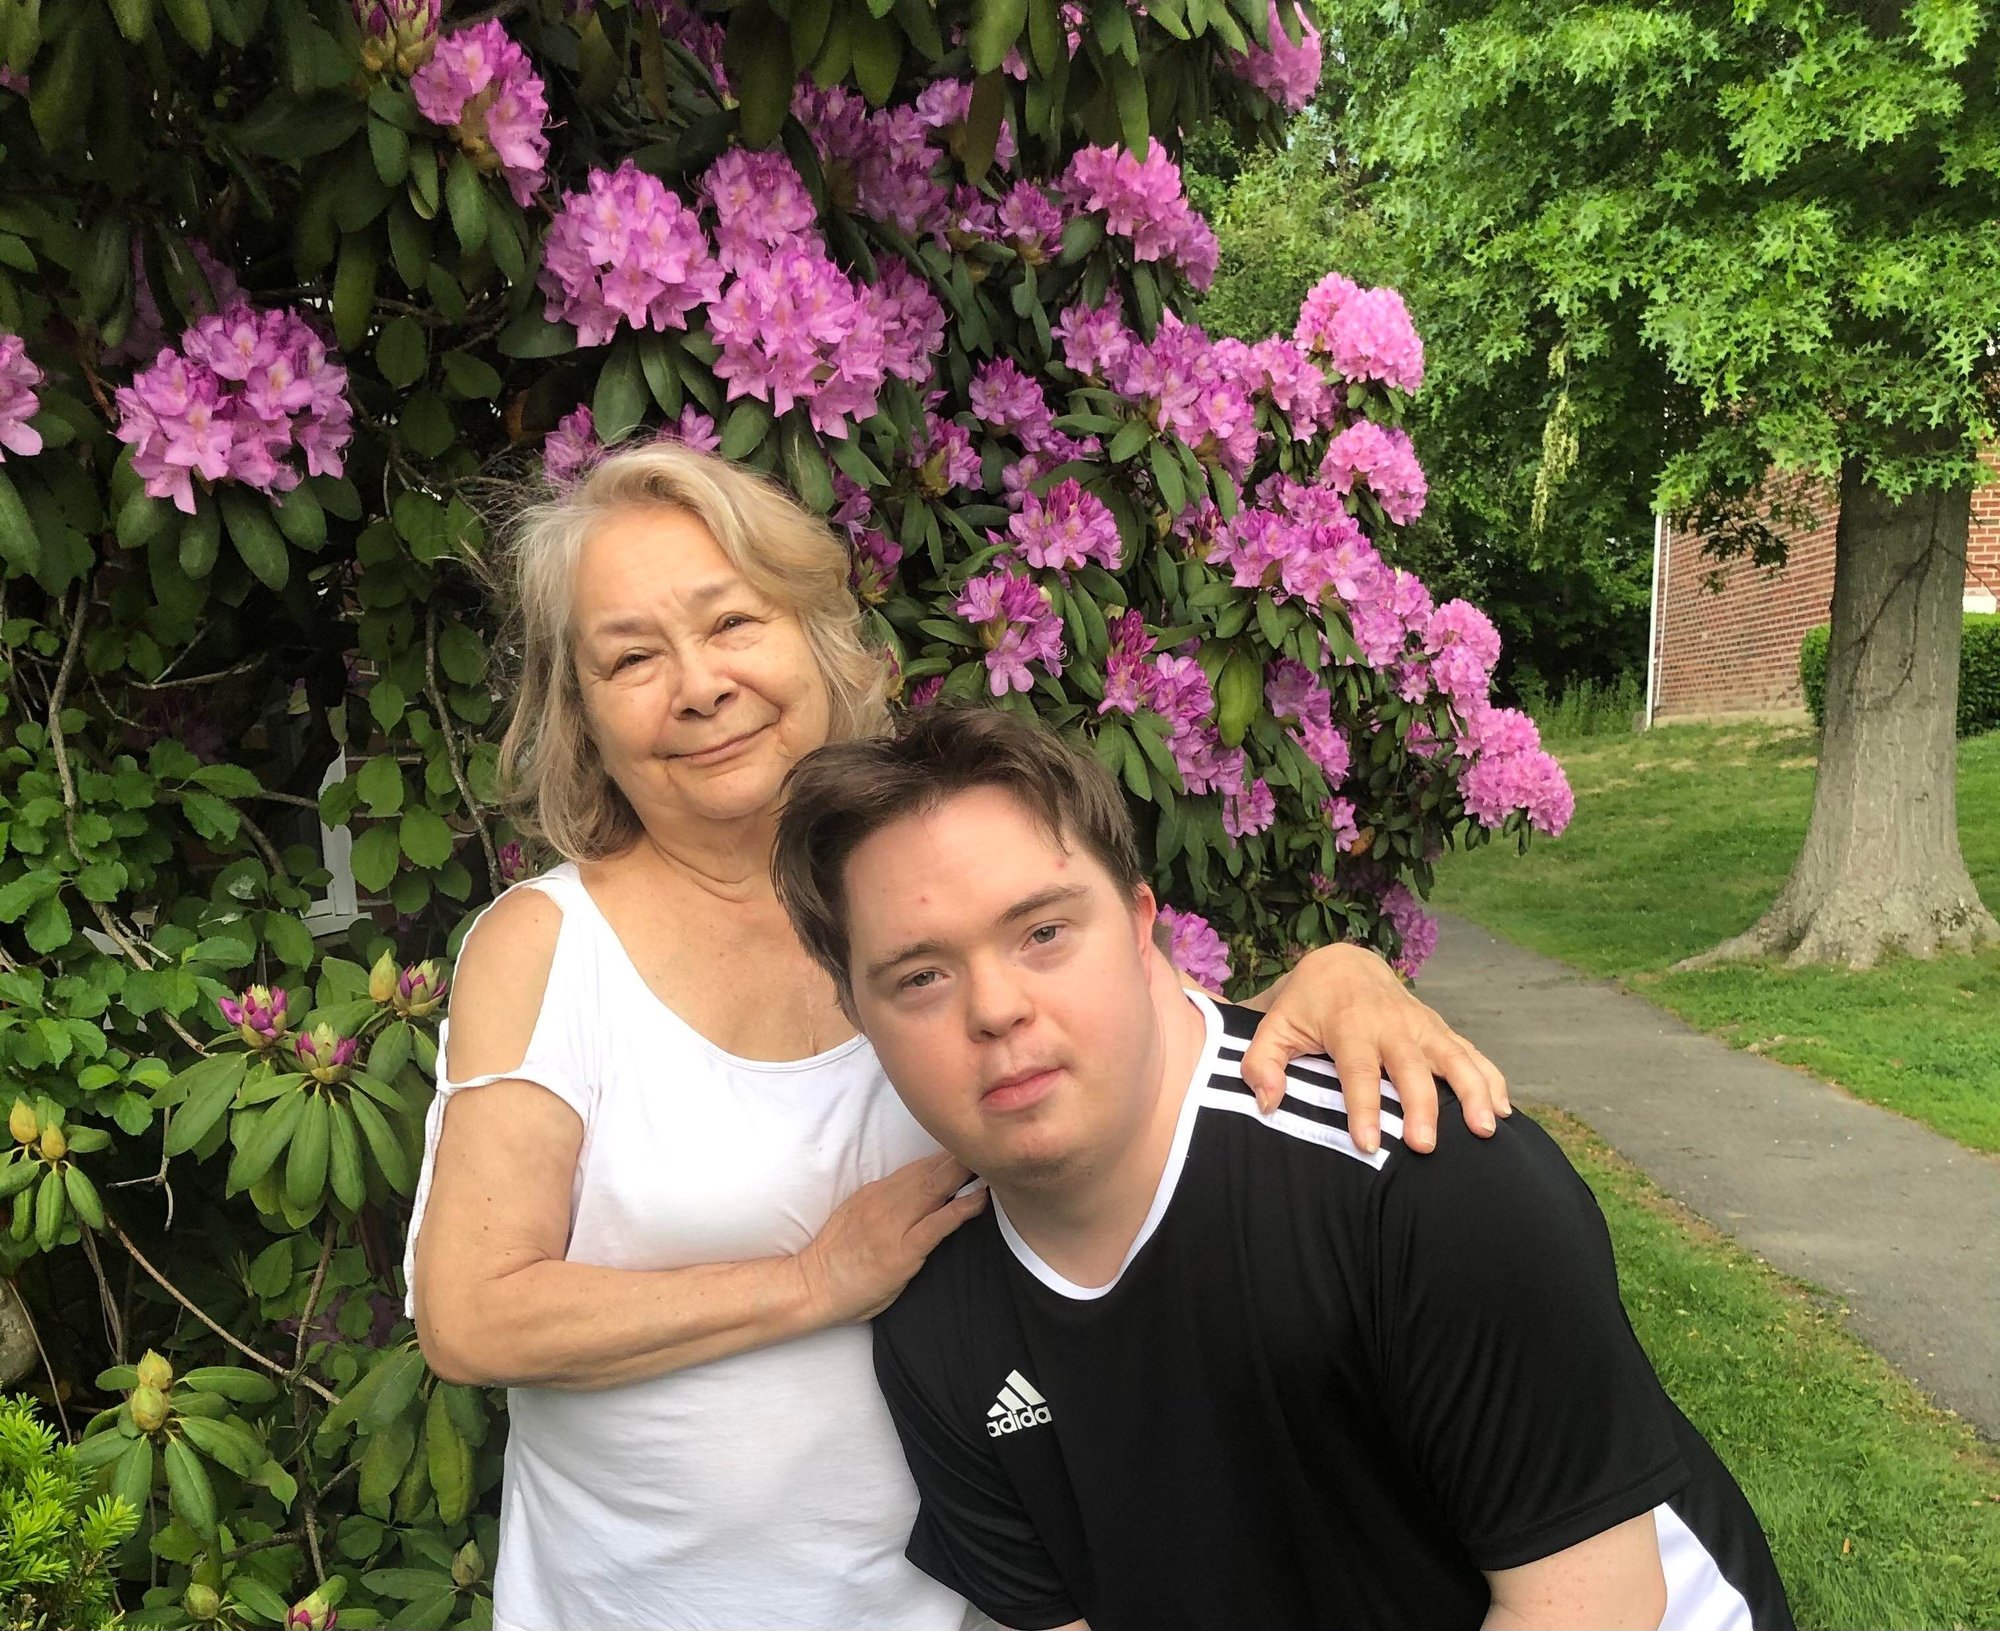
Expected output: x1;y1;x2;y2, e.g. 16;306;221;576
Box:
842;786;1165;1187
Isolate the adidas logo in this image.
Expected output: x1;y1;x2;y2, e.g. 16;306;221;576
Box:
985;1369;1052;1438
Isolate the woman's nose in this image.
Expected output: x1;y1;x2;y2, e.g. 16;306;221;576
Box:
672;646;736;717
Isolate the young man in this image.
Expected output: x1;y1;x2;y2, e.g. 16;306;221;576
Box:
772;707;1793;1631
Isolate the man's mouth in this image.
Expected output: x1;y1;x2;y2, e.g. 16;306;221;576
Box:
980;1066;1063;1113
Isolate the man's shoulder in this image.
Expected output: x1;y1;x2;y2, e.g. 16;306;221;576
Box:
875;1204;1008;1354
1199;1000;1414;1180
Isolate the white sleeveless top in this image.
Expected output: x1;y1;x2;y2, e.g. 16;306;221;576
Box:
402;865;982;1631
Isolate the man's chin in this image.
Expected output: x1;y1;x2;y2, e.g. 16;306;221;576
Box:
978;1139;1091;1191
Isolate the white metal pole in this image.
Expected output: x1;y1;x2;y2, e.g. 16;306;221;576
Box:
1643;509;1665;730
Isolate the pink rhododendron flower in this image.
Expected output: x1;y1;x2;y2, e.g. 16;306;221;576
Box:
1099;608;1157;715
541;162;725;349
1060;142;1219;290
906;675;945;710
1426;599;1502;700
871;259;947;387
0;335;43;461
1381;882;1438;978
1055;297;1135;380
1002;478;1121;572
1322;795;1360;851
1157;905;1231;988
1223;777;1276;840
969;357;1056;450
1295;273;1425;393
1228;0;1322;114
1107;315;1261;479
909;412;982;496
113;303;353;514
914;79;1019;169
996;181;1065;264
660;405;721;453
850;529;903;603
701;148;819;271
1319;419;1428;525
953;570;1065;694
410;20;549;206
707;242;887;435
543;404;598;486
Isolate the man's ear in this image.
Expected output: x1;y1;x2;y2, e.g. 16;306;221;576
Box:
1132;881;1161;957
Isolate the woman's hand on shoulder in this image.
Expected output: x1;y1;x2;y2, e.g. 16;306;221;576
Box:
795;1154;989;1324
1237;942;1509;1156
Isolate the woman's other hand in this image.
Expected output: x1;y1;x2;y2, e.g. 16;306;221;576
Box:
1239;943;1509;1155
796;1154;989;1324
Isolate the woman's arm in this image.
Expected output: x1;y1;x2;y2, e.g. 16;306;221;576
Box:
1236;942;1510;1155
412;890;984;1391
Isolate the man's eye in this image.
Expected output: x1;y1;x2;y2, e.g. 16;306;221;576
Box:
1028;924;1064;946
900;969;939;991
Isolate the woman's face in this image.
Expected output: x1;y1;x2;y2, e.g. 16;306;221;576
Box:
570;505;834;833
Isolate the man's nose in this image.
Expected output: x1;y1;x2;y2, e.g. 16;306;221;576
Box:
964;957;1032;1040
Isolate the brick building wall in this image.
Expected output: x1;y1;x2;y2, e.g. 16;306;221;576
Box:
1650;461;2000;721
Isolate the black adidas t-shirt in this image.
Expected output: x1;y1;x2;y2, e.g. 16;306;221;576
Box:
873;995;1793;1631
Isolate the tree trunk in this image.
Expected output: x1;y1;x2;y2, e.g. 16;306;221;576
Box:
1683;447;1999;970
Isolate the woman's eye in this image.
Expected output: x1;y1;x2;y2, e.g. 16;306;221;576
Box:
717;613;754;633
614;652;650;672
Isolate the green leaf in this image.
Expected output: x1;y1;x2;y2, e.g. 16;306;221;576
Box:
358;755;405;817
781;418;835;513
160;0;212;50
348;1092;412;1193
592;342;648;444
0;470;42;576
348;823;401;894
438;622;486;685
426;1382;473;1523
115;487;171;551
226;1088;308;1196
443;350;503;400
285;1091;331;1211
720;399;773;460
218;490;290;590
62;1165;103;1230
0;1159;39;1202
161;1053;248;1157
357;1415;418;1516
32;1168;66;1247
726;2;793;145
110;1436;155;1518
332;232;380;353
178;500;221;578
178;1414;266;1478
369;115;410;187
164;1434;217;1535
850;9;901;104
328;1098;366;1212
24;892;70;954
399;808;454;869
445;154;488;254
180;1366;280;1403
497;313;576;358
275;482;327;549
969;0;1029;72
1108;419;1151;463
377;316;428;388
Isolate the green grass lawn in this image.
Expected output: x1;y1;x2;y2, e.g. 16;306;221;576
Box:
1553;1110;2000;1629
1431;723;2000;1154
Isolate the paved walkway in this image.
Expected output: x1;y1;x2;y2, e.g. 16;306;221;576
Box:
1416;913;2000;1440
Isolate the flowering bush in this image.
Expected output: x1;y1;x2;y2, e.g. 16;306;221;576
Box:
0;0;1566;1618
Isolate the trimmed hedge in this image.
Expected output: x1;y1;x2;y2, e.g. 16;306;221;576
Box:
1800;612;2000;736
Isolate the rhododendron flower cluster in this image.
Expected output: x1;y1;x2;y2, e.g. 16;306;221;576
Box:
0;335;43;461
1264;657;1351;783
1157;905;1231;988
1061;143;1220;290
850;529;903;603
1000;479;1122;572
540;162;724;348
1228;1;1323;114
410;20;549;207
113;303;353;514
797;86;951;239
702;148;820;272
953;570;1065;694
1454;704;1574;836
1099;609;1158;715
1319;419;1428;525
543;404;597;487
908;411;981;496
1295;272;1425;393
871;261;948;387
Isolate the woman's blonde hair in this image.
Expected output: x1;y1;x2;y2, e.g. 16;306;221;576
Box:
496;439;890;861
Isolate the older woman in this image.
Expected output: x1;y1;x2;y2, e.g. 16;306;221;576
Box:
406;442;1508;1631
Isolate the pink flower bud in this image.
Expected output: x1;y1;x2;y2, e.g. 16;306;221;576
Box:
295;1024;358;1085
286;1587;338;1631
496;841;528;883
223;985;289;1048
393;960;448;1018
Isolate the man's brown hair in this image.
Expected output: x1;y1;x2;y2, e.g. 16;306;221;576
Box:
774;705;1145;1011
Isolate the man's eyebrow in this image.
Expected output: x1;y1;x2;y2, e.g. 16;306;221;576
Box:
862;882;1093;984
